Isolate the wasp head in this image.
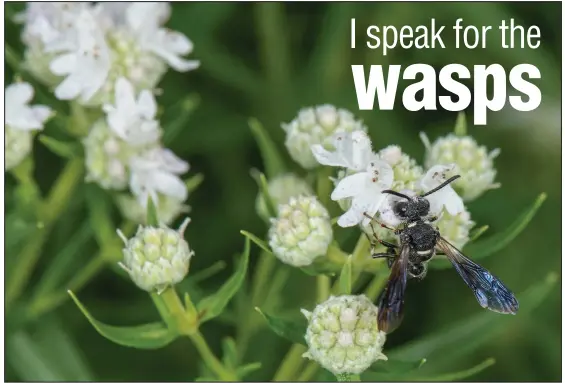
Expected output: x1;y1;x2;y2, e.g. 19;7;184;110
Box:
392;196;430;221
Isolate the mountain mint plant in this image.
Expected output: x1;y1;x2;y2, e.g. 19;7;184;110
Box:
5;2;551;382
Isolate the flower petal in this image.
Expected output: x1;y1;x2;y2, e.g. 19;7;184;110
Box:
331;173;367;200
137;90;157;119
5;82;34;105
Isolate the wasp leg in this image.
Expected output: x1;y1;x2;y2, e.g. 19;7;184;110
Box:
372;248;396;269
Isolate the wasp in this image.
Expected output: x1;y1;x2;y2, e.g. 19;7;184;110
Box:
365;175;519;333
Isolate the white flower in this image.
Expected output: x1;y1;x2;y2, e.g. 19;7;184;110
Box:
125;3;200;72
255;173;314;220
103;77;161;146
312;130;374;172
116;192;190;226
129;147;189;207
49;8;111;102
419;164;464;217
302;295;387;376
420;132;501;201
312;131;394;227
5;82;51;131
5;82;52;172
435;207;475;249
283;105;368;169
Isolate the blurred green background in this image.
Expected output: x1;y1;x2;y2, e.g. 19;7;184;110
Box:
4;2;562;381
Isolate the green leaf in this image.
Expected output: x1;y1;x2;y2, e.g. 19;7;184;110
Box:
32;317;95;380
453;111;467;136
338;256;352;294
162;94;200;145
197;238;250;322
146;195;159;226
68;290;178;349
85;185;116;246
414;358;495;381
250;169;278;218
185;173;205;194
249;117;286;178
38;135;79;159
221;337;238;370
236;362;262;378
32;222;92;297
430;193;546;269
240;230;272;254
255;307;307;346
387;272;558;363
300;256;341;276
189;260;227;284
469;225;489;242
7;331;64;381
368;358;427;375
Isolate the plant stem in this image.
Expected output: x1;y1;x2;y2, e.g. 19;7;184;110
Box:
273;343;307;381
317;275;331;302
296;362;319;381
316;167;333;206
157;288;236;381
189;331;237;381
6;158;84;306
336;373;361;381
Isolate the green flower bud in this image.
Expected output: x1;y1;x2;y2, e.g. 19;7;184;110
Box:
282;105;368;169
268;195;332;267
421;133;500;201
116;193;190;226
5;125;33;171
255;173;314;220
436;208;475;250
118;218;194;293
302;295;387;376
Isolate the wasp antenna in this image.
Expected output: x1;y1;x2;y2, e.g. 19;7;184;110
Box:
381;190;412;200
421;175;461;197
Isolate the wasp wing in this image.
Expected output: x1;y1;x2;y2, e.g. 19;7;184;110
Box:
436;237;519;315
378;243;410;333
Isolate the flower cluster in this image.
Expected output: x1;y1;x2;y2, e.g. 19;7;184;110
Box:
82;77;190;224
280;107;500;249
302;295;387;376
16;2;199;106
5;82;52;171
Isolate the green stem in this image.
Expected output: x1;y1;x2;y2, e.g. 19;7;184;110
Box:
365;271;388;301
189;331;237;381
157;288;236;381
317;275;330;302
6;158;84;306
273;344;307;381
296;361;319;381
316;167;333;206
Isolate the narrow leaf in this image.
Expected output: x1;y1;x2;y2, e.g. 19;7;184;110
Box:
33;222;92;296
387;272;558;363
368;358;427;374
188;260;227;284
146;195;159;226
221;337;238;370
469;225;489;242
431;193;546;269
38;135;79;158
197;238;250;322
255;307;307;346
185;173;205;194
85;185;116;246
415;358;495;381
68;291;178;349
338;256;352;295
240;230;272;254
7;332;62;381
237;362;262;378
162;94;200;145
250;169;278;218
453;112;467;136
249;117;286;178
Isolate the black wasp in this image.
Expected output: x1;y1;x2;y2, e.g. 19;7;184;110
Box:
364;174;519;334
